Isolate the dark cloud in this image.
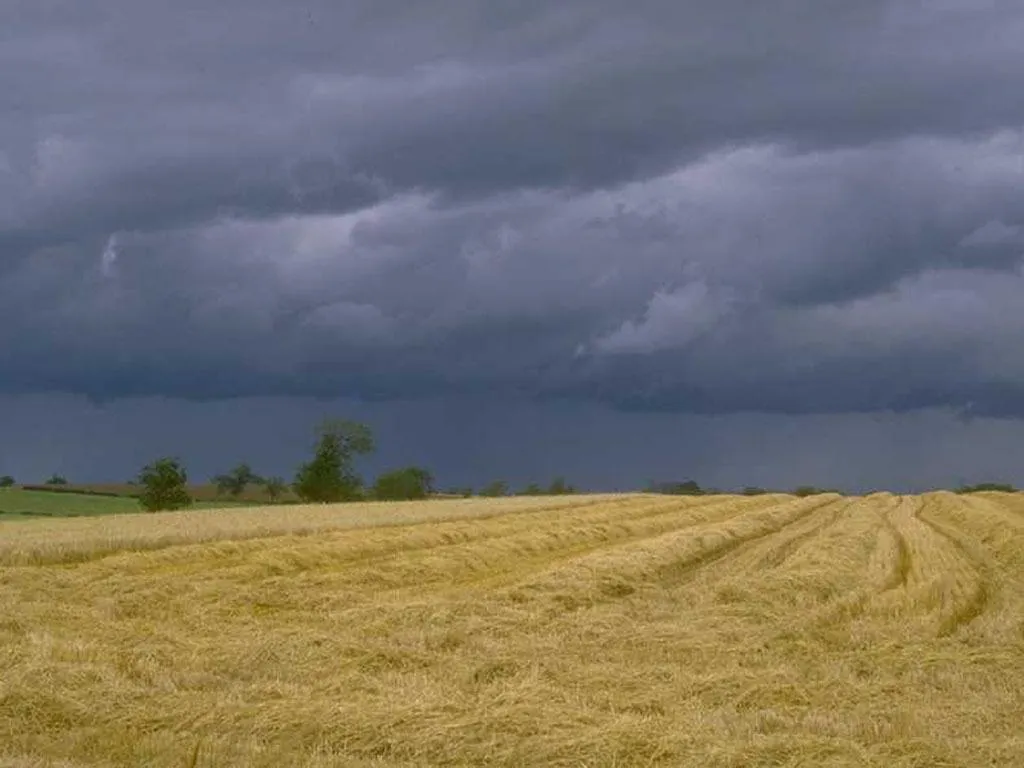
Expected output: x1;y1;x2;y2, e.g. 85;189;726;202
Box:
2;0;1024;425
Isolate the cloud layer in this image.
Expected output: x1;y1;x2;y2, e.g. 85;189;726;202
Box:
3;1;1024;417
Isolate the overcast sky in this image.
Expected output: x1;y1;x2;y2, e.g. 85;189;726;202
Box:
3;1;1024;491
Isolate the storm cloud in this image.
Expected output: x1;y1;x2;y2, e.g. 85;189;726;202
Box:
2;1;1024;487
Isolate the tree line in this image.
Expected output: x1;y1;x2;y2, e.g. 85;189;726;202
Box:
645;480;1020;496
2;429;1019;510
130;419;579;512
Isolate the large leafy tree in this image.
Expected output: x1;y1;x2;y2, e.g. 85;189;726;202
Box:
293;419;375;503
138;457;192;512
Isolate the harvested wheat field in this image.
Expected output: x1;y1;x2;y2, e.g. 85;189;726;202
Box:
2;492;1023;767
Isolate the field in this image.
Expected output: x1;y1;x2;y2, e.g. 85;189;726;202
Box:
1;492;1022;767
0;488;271;521
16;483;298;504
0;489;144;520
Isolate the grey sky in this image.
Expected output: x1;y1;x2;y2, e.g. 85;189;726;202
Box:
2;1;1023;488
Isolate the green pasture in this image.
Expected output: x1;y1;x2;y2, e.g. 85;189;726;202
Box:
0;489;248;520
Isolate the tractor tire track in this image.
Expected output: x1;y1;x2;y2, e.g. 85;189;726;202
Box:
653;496;846;591
117;495;661;580
483;495;844;617
916;499;994;638
966;494;1024;532
788;495;900;627
362;495;786;601
875;496;915;594
749;500;849;571
229;496;788;611
0;495;640;569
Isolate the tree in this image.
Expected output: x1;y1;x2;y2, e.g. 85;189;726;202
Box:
263;476;288;502
137;457;192;512
520;482;543;496
0;475;14;488
649;480;702;495
793;486;839;497
372;466;435;501
45;474;68;486
293;419;375;503
547;476;576;495
479;480;509;498
213;463;260;497
956;482;1016;494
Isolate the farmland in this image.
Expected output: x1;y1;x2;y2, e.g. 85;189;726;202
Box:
0;489;143;520
0;487;280;521
14;482;299;504
1;492;1022;767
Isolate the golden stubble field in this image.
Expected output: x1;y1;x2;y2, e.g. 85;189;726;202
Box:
1;492;1023;767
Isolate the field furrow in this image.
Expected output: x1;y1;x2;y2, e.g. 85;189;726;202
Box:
915;502;993;638
492;494;840;613
746;494;893;618
919;492;1024;643
750;499;848;570
2;492;1023;767
242;493;770;605
0;494;629;567
873;495;915;593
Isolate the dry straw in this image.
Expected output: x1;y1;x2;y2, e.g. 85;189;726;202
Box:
2;491;1022;766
